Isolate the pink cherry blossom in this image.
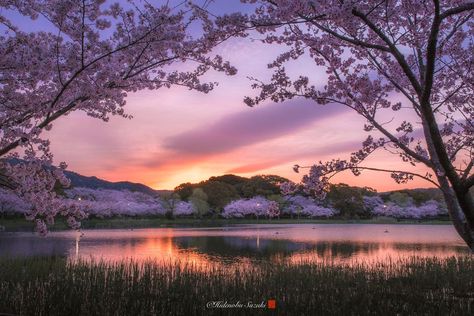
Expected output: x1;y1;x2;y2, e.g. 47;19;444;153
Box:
224;0;474;250
0;1;236;233
222;196;281;219
67;187;166;217
284;195;337;218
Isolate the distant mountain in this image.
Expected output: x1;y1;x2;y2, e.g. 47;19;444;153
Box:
3;158;163;196
4;158;159;195
64;170;158;196
2;158;452;200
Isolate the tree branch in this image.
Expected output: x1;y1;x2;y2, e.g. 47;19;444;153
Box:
353;166;439;187
298;164;439;187
462;161;473;180
440;2;474;19
81;0;86;68
352;9;423;95
418;0;462;189
0;171;17;190
303;18;391;52
0;96;89;157
466;173;474;189
365;51;420;109
312;48;433;168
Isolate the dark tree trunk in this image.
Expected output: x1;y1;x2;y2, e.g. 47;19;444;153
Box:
438;177;474;252
421;113;474;252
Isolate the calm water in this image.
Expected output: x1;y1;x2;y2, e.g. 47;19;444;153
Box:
0;224;469;266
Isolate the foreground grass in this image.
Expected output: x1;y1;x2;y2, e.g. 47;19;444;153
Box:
0;256;473;315
0;216;452;232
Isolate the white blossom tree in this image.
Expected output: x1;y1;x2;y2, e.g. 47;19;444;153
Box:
67;187;166;217
222;196;280;219
368;197;446;219
284;195;337;218
173;201;195;217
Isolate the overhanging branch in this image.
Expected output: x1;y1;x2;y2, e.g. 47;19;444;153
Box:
440;2;474;19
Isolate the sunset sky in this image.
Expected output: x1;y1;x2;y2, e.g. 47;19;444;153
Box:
32;1;433;191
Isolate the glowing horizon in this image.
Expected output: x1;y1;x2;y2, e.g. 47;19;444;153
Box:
41;13;434;192
47;76;434;192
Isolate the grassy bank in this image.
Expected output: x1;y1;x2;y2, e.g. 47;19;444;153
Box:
0;216;452;232
0;256;472;315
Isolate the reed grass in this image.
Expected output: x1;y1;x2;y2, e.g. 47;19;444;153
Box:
0;256;473;315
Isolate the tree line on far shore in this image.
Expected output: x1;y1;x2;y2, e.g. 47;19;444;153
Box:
172;174;447;219
0;174;448;222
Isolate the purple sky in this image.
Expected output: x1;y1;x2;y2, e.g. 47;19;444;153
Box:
30;1;433;191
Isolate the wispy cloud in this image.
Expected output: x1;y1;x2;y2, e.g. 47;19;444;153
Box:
225;138;365;174
162;99;347;156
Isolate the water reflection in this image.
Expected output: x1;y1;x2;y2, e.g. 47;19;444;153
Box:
0;224;469;267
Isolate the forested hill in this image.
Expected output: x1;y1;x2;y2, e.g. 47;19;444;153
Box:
63;170;158;196
3;158;447;200
66;170;444;202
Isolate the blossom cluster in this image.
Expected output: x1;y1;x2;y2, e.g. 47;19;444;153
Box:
0;0;236;233
221;195;336;218
231;0;474;225
173;201;195;216
283;195;337;218
2;161;86;234
0;188;30;214
67;187;166;217
364;196;447;219
221;196;280;218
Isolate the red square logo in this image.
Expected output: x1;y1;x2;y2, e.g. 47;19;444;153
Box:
268;299;276;309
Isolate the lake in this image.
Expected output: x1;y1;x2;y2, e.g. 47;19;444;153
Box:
0;224;469;267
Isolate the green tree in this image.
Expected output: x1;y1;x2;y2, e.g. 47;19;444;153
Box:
240;175;289;198
389;192;414;207
393;189;443;206
208;174;249;186
208;174;249;196
174;182;195;201
160;192;180;219
189;188;210;218
326;184;372;219
267;194;284;207
201;181;239;211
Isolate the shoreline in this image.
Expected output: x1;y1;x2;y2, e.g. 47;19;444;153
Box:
0;216;453;232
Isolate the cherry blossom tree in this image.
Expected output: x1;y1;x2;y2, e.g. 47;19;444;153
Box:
284;195;337;218
67;187;166;217
368;196;446;219
173;201;195;217
227;0;474;250
266;200;280;218
362;195;386;214
222;196;280;219
0;188;30;215
0;1;235;233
